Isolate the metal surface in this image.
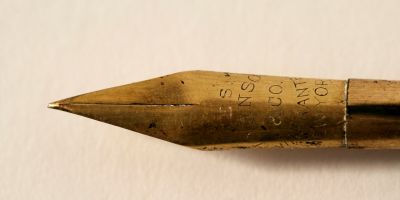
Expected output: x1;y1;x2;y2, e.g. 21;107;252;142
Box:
347;79;400;148
49;71;400;150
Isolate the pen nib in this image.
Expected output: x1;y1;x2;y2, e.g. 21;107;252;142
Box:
48;71;349;149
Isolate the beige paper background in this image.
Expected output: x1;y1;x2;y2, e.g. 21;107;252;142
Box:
1;0;400;199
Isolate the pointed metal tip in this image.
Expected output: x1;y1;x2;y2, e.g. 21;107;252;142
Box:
48;102;60;109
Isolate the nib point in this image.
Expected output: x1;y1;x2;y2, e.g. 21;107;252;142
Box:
47;102;60;109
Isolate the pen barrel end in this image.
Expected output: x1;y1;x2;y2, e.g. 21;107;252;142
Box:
347;79;400;149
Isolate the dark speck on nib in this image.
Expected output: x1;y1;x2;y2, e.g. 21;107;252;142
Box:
148;122;157;129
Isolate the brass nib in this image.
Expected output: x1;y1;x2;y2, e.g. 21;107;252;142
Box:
49;70;400;150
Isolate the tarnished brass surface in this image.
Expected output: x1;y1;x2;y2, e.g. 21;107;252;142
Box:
49;71;400;150
347;79;400;149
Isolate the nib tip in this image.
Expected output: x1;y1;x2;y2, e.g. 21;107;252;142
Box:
47;102;60;109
